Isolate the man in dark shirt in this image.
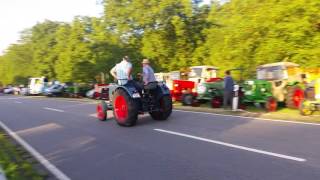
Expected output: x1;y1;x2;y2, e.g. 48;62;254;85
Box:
223;70;234;108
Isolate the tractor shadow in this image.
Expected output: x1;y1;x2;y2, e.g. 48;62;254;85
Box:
135;115;164;126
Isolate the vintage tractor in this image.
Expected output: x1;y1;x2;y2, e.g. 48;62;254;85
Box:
300;78;320;116
159;71;196;104
242;79;277;111
96;81;172;127
196;78;224;107
256;62;306;109
180;66;219;105
195;68;244;108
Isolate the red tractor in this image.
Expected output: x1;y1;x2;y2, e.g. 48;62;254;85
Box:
93;83;109;100
155;66;219;106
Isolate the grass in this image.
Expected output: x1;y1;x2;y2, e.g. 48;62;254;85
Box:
0;129;47;180
174;102;320;124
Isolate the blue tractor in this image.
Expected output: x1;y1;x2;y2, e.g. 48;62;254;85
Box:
96;81;172;127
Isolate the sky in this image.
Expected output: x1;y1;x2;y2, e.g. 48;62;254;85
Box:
0;0;213;55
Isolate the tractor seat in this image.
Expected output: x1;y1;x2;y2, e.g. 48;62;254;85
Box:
144;82;158;90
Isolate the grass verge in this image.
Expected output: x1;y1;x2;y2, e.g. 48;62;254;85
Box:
0;129;47;180
174;103;320;124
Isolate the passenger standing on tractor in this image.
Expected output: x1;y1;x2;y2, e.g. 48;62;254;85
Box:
110;56;133;85
142;59;156;85
223;70;234;109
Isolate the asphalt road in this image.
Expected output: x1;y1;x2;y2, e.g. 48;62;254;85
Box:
1;94;320;180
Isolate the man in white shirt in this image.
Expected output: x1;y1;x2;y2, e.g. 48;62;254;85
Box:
110;56;132;85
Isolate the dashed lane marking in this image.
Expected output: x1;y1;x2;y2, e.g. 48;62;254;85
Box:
154;128;306;162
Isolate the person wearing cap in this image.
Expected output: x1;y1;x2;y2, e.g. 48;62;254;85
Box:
142;59;156;85
110;56;133;85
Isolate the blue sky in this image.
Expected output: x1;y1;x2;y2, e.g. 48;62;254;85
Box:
0;0;213;54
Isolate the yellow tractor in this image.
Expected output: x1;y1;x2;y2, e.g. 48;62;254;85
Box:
300;78;320;116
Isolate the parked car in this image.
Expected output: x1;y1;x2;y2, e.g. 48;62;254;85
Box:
44;84;66;97
3;86;14;94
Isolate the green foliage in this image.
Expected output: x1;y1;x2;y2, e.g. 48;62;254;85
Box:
0;0;319;85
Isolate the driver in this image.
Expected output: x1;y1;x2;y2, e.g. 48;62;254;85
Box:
142;59;156;85
110;56;132;85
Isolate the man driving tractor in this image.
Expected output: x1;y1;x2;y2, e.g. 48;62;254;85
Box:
98;56;171;127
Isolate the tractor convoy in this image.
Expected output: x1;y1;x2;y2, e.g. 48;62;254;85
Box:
154;61;320;114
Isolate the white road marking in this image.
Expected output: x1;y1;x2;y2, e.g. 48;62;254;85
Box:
0;97;29;100
62;102;96;108
174;109;320;126
154;128;306;162
43;107;64;112
14;101;22;104
89;113;97;117
0;121;71;180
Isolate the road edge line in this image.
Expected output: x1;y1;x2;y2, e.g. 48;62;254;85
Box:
0;121;71;180
174;109;320;126
154;128;306;162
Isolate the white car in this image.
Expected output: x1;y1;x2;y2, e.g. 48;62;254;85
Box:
3;87;14;94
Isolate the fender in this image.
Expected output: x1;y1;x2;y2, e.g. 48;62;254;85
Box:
158;82;170;96
108;83;140;99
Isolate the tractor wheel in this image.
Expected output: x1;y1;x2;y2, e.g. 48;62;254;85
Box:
112;89;138;127
96;101;108;121
150;95;172;121
211;97;222;108
182;94;194;106
299;101;313;116
286;86;304;109
265;97;278;112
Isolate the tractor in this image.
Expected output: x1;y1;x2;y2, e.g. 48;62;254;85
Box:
159;71;196;104
300;78;320;116
196;78;224;107
195;68;243;108
241;79;277;111
256;62;306;109
180;66;219;105
96;80;172;127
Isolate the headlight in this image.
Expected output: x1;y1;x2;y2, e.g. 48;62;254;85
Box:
197;84;207;94
245;91;252;95
247;81;254;85
132;92;141;98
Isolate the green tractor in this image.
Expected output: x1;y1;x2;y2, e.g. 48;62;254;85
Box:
196;78;224;108
196;68;243;108
242;79;277;111
256;62;305;109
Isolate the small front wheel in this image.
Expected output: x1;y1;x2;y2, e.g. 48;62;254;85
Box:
300;101;313;116
97;101;108;121
265;97;278;112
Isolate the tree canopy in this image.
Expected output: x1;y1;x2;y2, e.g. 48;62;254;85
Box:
0;0;319;85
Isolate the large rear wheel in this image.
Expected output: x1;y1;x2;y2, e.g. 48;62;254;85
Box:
150;95;172;121
182;94;194;106
113;89;138;127
211;97;223;108
286;86;304;109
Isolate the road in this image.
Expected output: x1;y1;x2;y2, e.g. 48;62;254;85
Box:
0;94;320;180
